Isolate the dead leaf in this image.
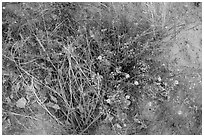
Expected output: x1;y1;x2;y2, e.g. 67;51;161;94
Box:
12;82;20;93
77;104;84;113
52;104;60;110
114;123;122;129
46;102;60;110
16;97;27;108
103;113;114;123
50;95;58;103
5;97;11;104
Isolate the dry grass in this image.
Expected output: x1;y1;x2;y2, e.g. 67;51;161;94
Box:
2;2;202;135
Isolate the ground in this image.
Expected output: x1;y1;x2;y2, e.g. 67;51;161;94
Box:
2;2;202;135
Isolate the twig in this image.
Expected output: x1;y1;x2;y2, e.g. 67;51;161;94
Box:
3;111;39;121
79;113;102;134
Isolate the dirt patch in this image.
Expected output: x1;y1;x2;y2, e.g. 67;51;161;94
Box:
162;22;201;71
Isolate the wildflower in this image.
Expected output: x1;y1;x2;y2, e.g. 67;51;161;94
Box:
134;80;139;85
158;76;161;82
125;95;130;99
90;30;94;38
177;110;183;115
174;80;179;85
106;99;111;104
116;66;122;73
101;29;107;32
97;55;103;60
125;73;130;78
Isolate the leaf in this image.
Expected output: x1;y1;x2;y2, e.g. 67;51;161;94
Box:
52;104;60;110
50;95;58;103
103;113;114;123
118;113;127;121
5;97;11;104
114;123;122;129
77;104;84;113
12;82;20;93
46;102;60;110
16;97;27;108
24;79;37;94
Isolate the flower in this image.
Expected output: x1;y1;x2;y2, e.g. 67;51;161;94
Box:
134;80;139;85
174;80;179;85
125;73;130;78
97;55;103;60
158;76;162;82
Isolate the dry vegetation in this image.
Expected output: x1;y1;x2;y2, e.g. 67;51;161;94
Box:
2;2;202;135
